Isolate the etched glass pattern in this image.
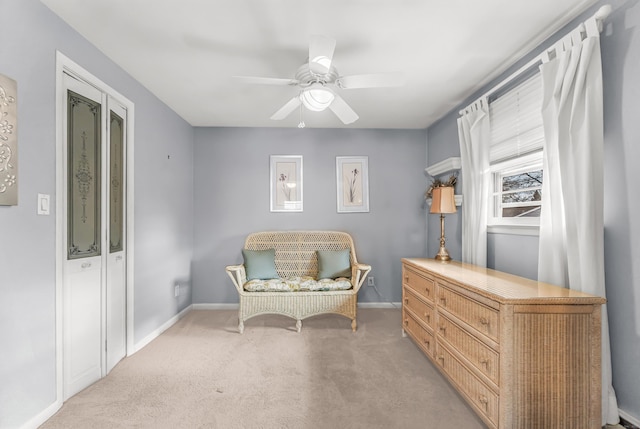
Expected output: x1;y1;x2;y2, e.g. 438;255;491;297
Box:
109;111;123;253
67;90;101;259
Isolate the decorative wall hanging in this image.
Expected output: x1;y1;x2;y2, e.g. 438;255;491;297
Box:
270;155;303;212
336;156;369;213
0;73;17;206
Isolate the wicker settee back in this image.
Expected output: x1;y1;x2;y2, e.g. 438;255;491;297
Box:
244;231;358;279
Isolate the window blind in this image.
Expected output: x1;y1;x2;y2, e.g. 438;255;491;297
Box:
489;72;544;164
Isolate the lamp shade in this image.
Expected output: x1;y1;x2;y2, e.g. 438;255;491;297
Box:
430;186;457;214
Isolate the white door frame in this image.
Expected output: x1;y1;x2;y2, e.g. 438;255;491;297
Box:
55;51;135;403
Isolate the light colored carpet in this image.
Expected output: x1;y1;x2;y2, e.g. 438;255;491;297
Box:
41;309;485;428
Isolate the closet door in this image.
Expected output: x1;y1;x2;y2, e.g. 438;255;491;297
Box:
63;74;105;399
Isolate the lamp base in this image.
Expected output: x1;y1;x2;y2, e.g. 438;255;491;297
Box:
434;246;451;262
434;213;452;262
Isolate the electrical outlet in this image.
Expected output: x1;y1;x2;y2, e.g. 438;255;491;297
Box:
174;285;180;297
367;277;375;287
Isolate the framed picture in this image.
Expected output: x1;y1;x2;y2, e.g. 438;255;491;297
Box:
270;155;303;212
336;156;369;213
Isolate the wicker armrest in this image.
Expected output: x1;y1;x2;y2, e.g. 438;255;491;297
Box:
226;264;246;293
352;263;372;292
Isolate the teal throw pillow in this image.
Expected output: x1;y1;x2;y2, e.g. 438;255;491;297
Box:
317;249;351;279
242;248;278;281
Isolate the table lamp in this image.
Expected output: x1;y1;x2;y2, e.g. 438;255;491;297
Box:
430;186;457;261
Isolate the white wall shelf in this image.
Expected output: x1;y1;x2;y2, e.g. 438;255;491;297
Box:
425;157;461;177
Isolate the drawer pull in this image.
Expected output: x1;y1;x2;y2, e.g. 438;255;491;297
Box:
423;339;430;347
439;296;447;306
478;394;489;411
404;275;409;283
423;313;430;322
81;262;92;269
404;298;409;304
479;317;490;326
424;287;430;296
480;359;489;370
404;319;409;326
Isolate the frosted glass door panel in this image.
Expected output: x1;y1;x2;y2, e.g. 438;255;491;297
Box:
67;90;101;260
109;111;123;253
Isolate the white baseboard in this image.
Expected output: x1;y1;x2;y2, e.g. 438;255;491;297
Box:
20;398;62;429
192;303;239;310
620;409;640;427
133;305;192;353
358;302;401;308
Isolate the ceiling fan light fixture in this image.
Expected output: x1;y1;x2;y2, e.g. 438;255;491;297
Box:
301;84;335;112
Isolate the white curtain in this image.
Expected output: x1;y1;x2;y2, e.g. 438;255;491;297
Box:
537;18;619;425
457;101;490;267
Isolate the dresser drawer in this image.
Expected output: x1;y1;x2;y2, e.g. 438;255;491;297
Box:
437;343;499;428
403;268;435;303
403;286;435;329
403;312;435;358
437;285;499;342
437;313;499;385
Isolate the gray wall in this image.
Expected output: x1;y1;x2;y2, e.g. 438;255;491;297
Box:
425;0;640;420
193;127;428;305
0;1;194;427
486;233;539;281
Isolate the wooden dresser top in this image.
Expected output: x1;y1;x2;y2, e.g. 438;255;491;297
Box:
402;258;606;305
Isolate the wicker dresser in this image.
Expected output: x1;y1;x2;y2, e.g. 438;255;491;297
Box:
401;258;606;429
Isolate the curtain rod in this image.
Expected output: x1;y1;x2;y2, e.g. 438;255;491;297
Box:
459;4;611;115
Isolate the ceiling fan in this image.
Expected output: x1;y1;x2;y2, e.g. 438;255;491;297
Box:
234;35;403;125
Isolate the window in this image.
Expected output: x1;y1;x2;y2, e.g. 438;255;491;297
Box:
490;152;542;226
488;71;544;229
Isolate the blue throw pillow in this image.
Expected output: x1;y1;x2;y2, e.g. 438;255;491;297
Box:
317;249;351;279
242;248;278;281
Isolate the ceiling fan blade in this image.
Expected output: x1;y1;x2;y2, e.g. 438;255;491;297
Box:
270;96;302;120
309;35;336;75
337;73;404;89
233;76;297;86
329;95;359;125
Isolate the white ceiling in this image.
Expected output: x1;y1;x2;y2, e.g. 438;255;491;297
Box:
41;0;597;129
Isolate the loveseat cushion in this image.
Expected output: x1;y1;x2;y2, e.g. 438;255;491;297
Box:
242;248;279;281
317;249;352;279
243;276;352;292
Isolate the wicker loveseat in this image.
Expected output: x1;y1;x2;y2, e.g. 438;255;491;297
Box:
225;231;371;333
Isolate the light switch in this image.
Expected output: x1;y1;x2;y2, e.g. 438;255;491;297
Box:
37;193;50;215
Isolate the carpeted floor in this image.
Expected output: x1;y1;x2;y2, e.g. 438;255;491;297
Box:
41;309;485;429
